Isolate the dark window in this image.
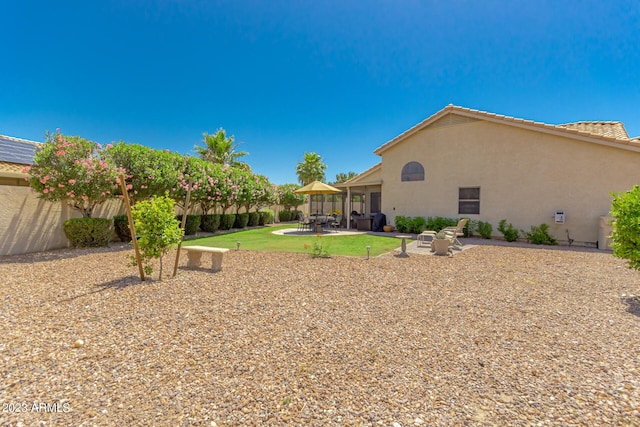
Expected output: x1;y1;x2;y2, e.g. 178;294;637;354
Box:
401;161;425;181
370;192;381;213
458;187;480;215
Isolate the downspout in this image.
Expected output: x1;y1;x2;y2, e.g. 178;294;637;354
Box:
347;186;352;230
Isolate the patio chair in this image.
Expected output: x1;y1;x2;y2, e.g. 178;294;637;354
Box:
297;213;311;232
329;214;342;231
441;218;468;247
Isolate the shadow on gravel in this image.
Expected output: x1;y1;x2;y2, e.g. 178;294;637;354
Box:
1;243;132;264
621;296;640;317
59;275;142;303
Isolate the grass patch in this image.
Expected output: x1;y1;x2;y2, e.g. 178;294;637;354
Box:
184;224;407;257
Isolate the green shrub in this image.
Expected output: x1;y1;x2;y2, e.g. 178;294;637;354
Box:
477;221;493;239
497;219;519;242
220;214;236;230
63;217;113;248
425;216;458;232
130;195;183;279
464;219;477;237
395;216;410;233
248;212;261;227
408;216;427;234
234;212;250;228
113;214;131;242
200;214;221;233
279;210;293;222
260;210;274;225
176;214;201;235
611;185;640;268
524;224;557;245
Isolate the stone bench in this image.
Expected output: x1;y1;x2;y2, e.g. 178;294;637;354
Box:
182;246;230;271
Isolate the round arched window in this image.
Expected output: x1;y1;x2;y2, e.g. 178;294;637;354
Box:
401;161;424;181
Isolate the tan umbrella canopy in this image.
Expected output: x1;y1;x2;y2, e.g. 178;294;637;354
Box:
294;180;341;195
294;181;342;215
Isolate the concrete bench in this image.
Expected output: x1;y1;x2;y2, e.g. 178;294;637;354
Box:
183;246;230;271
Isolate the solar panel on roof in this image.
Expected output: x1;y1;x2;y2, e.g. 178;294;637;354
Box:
0;136;40;164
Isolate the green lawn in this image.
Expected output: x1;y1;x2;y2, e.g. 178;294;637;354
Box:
183;224;407;257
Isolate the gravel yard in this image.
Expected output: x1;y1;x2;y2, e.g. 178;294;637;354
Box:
1;243;639;426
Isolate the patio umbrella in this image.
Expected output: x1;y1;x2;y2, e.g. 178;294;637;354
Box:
294;180;341;215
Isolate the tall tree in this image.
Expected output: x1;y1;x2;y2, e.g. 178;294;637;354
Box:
195;128;249;169
296;152;327;185
333;171;357;184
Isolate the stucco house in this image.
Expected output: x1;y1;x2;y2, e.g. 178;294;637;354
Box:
337;105;640;248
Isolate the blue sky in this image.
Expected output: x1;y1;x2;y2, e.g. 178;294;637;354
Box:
2;0;639;184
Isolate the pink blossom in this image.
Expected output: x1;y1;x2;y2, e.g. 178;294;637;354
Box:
58;183;64;188
22;166;30;173
126;184;133;190
106;144;113;149
82;195;89;201
43;189;48;194
101;192;106;196
56;150;66;156
68;179;76;184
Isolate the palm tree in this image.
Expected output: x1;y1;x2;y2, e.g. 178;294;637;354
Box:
195;128;249;168
296;152;327;185
333;171;357;184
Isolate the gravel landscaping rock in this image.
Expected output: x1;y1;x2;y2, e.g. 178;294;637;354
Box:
1;243;639;426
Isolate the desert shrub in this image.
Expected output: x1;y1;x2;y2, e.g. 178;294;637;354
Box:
279;210;294;222
408;216;427;234
497;219;519;242
200;214;221;233
610;185;640;269
477;221;493;239
113;214;131;242
220;214;236;230
425;216;458;232
260;210;274;225
248;212;261;227
464;219;478;237
395;216;410;233
63;217;113;248
234;212;250;228
176;214;201;235
524;224;557;245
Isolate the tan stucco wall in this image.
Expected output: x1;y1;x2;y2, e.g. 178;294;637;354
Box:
0;185;124;256
380;119;639;246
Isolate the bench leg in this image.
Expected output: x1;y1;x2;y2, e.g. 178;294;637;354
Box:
210;252;225;272
186;251;203;268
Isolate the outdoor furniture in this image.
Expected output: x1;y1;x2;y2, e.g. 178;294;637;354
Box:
297;213;311;232
441;218;468;247
329;214;342;231
396;234;412;257
417;230;437;247
183;246;230;271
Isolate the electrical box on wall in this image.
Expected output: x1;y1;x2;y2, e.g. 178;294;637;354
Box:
555;210;565;224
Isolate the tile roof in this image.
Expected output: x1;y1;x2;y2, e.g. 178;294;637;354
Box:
374;105;639;155
557;122;629;139
0;135;41;165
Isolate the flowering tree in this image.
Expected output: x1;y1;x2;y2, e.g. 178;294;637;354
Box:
277;183;306;212
105;142;183;204
26;130;121;218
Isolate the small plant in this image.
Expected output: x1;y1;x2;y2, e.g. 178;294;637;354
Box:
234;212;250;228
426;216;458;232
395;216;410;233
248;211;261;227
524;224;557;245
435;230;447;239
497;219;519;242
219;214;236;230
259;209;274;225
611;186;640;268
200;214;221;233
308;234;331;258
476;221;493;239
129;195;184;279
278;210;294;222
176;214;201;235
465;219;478;237
63;217;113;248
